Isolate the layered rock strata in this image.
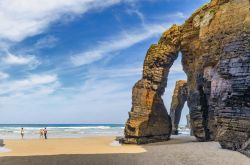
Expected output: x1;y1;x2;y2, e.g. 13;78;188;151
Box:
170;80;188;135
123;0;250;157
181;0;250;155
123;25;181;144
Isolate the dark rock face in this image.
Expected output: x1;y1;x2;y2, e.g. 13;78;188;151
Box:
123;0;250;157
186;114;191;129
170;80;188;135
180;0;250;155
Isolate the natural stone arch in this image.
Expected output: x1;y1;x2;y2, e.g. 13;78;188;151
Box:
170;80;188;135
123;25;182;144
122;22;215;144
122;0;250;157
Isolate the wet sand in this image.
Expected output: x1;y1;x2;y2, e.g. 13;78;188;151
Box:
0;136;249;165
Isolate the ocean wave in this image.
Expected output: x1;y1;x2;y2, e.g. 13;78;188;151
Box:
0;125;124;139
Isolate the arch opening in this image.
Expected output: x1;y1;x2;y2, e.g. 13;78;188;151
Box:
169;80;188;135
164;53;190;135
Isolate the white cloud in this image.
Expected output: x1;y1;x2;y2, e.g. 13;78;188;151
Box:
0;0;132;43
34;35;58;49
169;63;184;73
0;71;9;79
0;61;186;123
149;12;187;22
1;83;127;124
0;74;132;123
0;74;58;96
16;74;57;87
126;8;145;24
85;66;142;79
71;23;169;66
1;53;40;68
174;12;187;19
69;9;187;67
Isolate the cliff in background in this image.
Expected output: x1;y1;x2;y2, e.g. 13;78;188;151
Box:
170;80;188;135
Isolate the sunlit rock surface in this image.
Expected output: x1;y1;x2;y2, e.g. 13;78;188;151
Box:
123;0;250;157
170;80;188;135
123;25;181;144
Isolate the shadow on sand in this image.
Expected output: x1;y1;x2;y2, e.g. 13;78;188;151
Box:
144;135;196;146
1;136;250;165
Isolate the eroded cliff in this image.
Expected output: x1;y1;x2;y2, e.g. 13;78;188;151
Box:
123;0;250;157
123;25;181;144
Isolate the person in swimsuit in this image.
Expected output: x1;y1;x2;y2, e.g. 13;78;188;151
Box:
21;128;24;139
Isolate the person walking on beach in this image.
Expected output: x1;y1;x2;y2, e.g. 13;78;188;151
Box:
21;128;24;139
43;128;48;139
40;129;44;138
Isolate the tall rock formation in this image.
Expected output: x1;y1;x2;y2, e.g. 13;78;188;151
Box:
123;0;250;157
170;80;188;135
180;0;250;154
123;25;181;144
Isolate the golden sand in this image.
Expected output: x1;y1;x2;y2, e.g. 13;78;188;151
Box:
0;136;145;157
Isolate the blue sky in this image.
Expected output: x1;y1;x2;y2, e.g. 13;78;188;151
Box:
0;0;209;124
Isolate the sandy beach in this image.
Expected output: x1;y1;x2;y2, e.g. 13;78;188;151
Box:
0;135;250;165
0;136;145;156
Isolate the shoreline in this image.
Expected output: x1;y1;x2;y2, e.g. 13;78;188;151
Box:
1;135;250;165
0;135;121;141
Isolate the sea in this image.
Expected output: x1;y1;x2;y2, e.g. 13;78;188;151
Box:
0;124;191;140
0;124;124;139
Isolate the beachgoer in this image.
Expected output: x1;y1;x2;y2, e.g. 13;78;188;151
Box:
21;128;24;139
40;129;44;138
43;128;48;139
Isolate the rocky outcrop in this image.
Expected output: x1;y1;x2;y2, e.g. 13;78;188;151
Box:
123;0;250;157
186;114;190;129
170;80;188;135
186;114;193;135
122;25;181;144
181;0;250;155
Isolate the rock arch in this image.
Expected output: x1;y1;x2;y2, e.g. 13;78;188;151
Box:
122;0;250;157
170;80;188;135
123;25;181;144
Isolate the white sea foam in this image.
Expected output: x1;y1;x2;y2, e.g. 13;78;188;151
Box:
0;147;11;153
178;127;191;135
110;140;121;147
0;125;190;139
0;125;124;139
